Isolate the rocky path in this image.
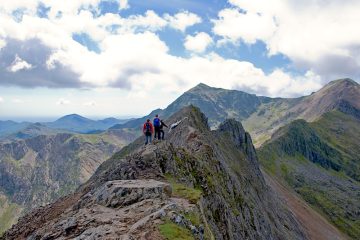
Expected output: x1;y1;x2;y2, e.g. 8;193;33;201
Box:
262;170;348;240
3;179;203;240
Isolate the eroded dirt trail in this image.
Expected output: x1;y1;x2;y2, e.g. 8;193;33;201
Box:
262;170;348;240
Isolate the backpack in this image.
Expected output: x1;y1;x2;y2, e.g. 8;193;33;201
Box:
153;117;160;127
145;122;151;133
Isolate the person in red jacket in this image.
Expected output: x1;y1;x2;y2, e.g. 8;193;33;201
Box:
143;119;153;145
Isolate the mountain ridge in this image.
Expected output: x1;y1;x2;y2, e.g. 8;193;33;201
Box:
111;78;360;146
2;106;306;240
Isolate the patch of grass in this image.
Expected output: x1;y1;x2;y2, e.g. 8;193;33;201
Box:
172;181;202;204
0;202;21;235
258;148;277;175
166;175;202;204
280;163;288;176
76;134;102;144
159;220;194;240
184;211;201;226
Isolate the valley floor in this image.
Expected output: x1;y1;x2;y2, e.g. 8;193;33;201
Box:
262;170;347;240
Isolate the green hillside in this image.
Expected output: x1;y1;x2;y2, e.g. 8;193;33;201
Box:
258;111;360;238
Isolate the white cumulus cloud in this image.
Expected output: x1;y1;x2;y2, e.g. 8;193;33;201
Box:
119;0;129;10
7;54;32;72
213;0;360;80
0;0;40;13
0;0;329;100
0;97;4;103
184;32;213;53
164;11;202;32
213;8;276;45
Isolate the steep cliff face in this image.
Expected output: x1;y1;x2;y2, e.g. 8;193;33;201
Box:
259;111;360;238
3;106;306;240
0;129;135;234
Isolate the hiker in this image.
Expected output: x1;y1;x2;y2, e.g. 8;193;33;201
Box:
153;114;161;140
159;119;168;140
143;119;153;145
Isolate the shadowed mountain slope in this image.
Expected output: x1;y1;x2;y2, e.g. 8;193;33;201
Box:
259;110;360;239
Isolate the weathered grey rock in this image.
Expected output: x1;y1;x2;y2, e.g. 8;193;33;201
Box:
92;180;171;208
4;178;193;240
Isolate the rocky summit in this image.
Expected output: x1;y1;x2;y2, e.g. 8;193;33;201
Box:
2;106;306;240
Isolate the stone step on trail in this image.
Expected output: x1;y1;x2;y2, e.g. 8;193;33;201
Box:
93;180;172;208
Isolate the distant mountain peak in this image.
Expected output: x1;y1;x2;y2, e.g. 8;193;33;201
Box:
288;77;360;121
195;82;211;88
189;83;214;92
60;113;87;119
320;78;359;98
325;78;357;90
328;78;358;85
54;114;91;123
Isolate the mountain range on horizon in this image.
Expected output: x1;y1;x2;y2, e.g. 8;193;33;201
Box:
0;114;132;140
2;78;358;144
0;77;359;239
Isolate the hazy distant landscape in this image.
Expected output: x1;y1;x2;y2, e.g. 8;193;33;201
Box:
0;115;132;139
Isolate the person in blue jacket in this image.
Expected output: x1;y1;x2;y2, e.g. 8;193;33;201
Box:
153;114;161;140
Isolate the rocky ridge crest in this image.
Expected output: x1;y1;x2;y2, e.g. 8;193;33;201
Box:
2;106;306;240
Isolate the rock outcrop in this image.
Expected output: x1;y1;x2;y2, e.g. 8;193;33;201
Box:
2;106;306;240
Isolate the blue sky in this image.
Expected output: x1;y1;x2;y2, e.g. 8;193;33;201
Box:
0;0;359;120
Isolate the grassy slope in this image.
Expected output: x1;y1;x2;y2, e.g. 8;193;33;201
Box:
0;194;22;235
312;111;360;180
242;99;297;147
258;111;360;239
